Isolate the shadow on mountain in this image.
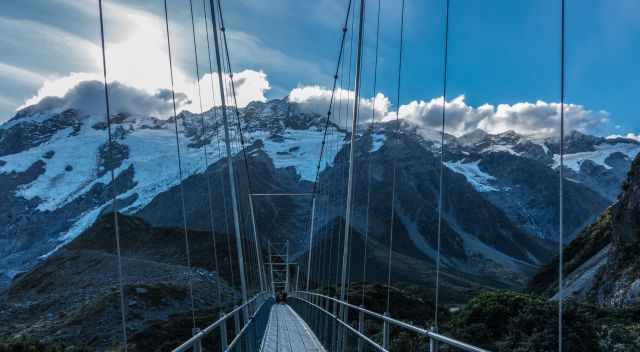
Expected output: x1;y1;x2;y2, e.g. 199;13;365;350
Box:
0;213;248;351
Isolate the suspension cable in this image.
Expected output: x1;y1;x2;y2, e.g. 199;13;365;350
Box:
434;0;450;330
215;0;266;294
558;0;566;350
334;12;354;296
361;0;382;307
199;0;224;305
336;0;364;302
307;0;354;293
162;0;197;329
329;45;348;297
341;0;360;305
97;1;128;350
386;0;406;315
200;0;236;296
214;48;244;296
188;0;224;307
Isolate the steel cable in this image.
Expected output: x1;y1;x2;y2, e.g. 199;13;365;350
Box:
97;1;128;349
200;0;224;305
558;0;566;350
434;0;450;330
386;0;406;316
361;0;382;307
162;0;197;330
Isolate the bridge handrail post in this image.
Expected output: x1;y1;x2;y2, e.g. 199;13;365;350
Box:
331;298;339;352
233;307;242;352
219;311;228;351
429;326;439;352
324;297;332;346
383;311;390;349
251;311;259;352
357;305;365;352
192;328;202;352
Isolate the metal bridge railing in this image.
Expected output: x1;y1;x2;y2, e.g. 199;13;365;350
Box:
172;292;274;352
290;291;490;352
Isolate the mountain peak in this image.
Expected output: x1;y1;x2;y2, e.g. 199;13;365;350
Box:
459;129;489;145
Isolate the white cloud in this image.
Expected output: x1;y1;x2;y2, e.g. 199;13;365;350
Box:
197;70;270;111
18;68;270;119
19;69;269;117
289;85;390;128
479;100;610;137
388;96;494;135
19;72;102;110
286;87;611;138
607;133;640;142
390;95;609;138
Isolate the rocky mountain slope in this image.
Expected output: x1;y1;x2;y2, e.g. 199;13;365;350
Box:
530;153;640;307
1;94;638;290
0;213;244;350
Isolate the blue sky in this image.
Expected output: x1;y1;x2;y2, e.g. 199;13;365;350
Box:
0;0;638;137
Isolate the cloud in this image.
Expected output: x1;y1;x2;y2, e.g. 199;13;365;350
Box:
19;72;102;110
225;30;329;85
0;62;46;87
287;87;611;137
18;68;270;118
13;1;271;115
289;85;390;128
27;80;190;118
0;16;100;72
607;133;640;142
391;95;610;137
196;70;270;111
389;96;495;135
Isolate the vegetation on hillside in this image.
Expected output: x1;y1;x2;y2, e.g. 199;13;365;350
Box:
0;337;91;352
448;291;640;352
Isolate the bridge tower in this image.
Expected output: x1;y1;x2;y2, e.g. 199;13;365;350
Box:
267;241;291;296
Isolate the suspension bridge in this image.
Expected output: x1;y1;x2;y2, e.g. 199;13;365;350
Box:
94;0;569;351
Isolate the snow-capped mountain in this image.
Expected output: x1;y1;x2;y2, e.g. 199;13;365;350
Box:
1;96;638;289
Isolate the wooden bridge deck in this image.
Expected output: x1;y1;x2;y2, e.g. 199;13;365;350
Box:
259;303;325;352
